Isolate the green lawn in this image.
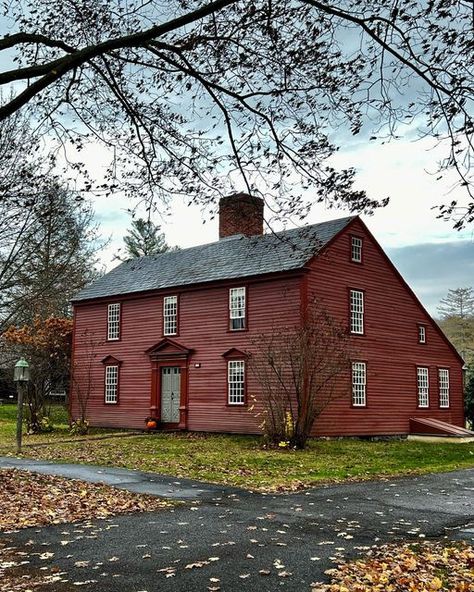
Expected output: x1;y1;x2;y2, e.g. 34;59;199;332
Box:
0;403;122;448
1;404;473;491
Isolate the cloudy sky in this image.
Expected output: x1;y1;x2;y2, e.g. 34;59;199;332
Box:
90;130;473;317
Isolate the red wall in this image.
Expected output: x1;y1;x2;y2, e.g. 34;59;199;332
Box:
71;218;464;436
307;218;464;436
71;276;302;431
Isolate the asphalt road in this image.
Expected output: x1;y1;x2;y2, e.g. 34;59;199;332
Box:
1;458;473;591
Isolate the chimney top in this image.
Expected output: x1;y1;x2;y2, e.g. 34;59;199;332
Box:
218;193;264;239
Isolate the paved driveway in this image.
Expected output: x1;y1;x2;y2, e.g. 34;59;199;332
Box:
1;458;473;591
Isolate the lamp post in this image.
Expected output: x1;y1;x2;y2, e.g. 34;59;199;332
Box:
13;358;30;453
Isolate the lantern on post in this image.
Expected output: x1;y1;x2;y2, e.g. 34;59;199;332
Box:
13;358;30;453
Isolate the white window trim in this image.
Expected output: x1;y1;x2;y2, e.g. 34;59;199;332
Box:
439;368;450;408
351;236;362;263
228;359;245;405
417;367;429;408
107;303;120;341
229;287;246;331
350;290;364;335
163;295;178;336
351;361;366;407
105;365;119;404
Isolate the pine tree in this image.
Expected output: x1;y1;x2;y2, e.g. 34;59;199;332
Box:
437;288;474;319
122;218;174;259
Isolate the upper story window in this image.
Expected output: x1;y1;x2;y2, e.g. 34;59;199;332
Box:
105;365;119;404
229;287;246;330
107;303;121;341
418;324;426;344
163;295;178;336
351;236;363;263
228;359;245;405
417;366;429;408
439;368;450;408
352;361;367;407
350;289;364;334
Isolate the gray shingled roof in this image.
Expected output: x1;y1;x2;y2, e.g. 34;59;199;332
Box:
72;216;356;302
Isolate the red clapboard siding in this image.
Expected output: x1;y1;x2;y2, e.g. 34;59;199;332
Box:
71;217;464;437
306;218;464;436
71;276;302;432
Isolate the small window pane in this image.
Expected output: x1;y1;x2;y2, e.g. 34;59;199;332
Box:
439;369;450;408
352;362;366;406
107;303;120;340
351;236;362;262
164;295;178;335
105;365;118;404
417;367;429;408
228;360;245;405
350;290;364;334
418;325;426;344
229;287;246;330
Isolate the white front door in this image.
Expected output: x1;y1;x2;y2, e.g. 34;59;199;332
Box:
161;367;181;423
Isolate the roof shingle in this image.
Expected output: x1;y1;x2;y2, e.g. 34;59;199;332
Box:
72;216;355;302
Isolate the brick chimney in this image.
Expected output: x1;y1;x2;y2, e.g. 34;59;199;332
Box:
218;193;264;239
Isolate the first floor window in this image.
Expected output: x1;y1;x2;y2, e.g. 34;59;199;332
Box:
351;236;362;262
228;360;245;405
163;295;178;335
352;361;366;407
229;287;246;330
350;289;364;334
105;365;119;404
107;303;120;340
439;368;450;408
417;367;429;408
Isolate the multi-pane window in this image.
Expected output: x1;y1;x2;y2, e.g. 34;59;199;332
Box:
107;303;120;340
163;295;178;335
352;361;367;407
229;287;246;330
418;325;426;344
417;367;429;408
439;368;450;408
105;365;119;404
351;236;362;263
228;360;245;405
350;290;364;334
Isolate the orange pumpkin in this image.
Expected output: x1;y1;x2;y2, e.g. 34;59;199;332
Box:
146;420;157;430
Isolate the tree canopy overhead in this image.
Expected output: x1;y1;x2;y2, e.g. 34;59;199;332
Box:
1;1;472;225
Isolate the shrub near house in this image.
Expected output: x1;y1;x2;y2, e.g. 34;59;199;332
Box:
71;194;464;437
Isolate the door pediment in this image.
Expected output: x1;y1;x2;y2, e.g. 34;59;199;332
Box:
145;338;193;360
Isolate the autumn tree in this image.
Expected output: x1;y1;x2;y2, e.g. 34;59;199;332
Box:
249;301;352;449
0;1;472;226
2;317;73;433
121;218;176;259
437;287;474;366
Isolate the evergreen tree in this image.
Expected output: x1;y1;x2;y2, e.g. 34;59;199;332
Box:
122;218;175;259
465;370;474;429
437;288;474;319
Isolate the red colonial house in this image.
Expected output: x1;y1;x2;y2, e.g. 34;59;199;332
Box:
70;194;466;437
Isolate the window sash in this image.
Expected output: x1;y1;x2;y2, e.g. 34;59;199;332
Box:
228;360;245;405
107;303;120;340
439;369;450;408
417;367;429;408
418;325;426;344
350;290;364;334
229;287;246;330
351;237;362;262
352;361;366;406
105;365;118;404
163;295;178;335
